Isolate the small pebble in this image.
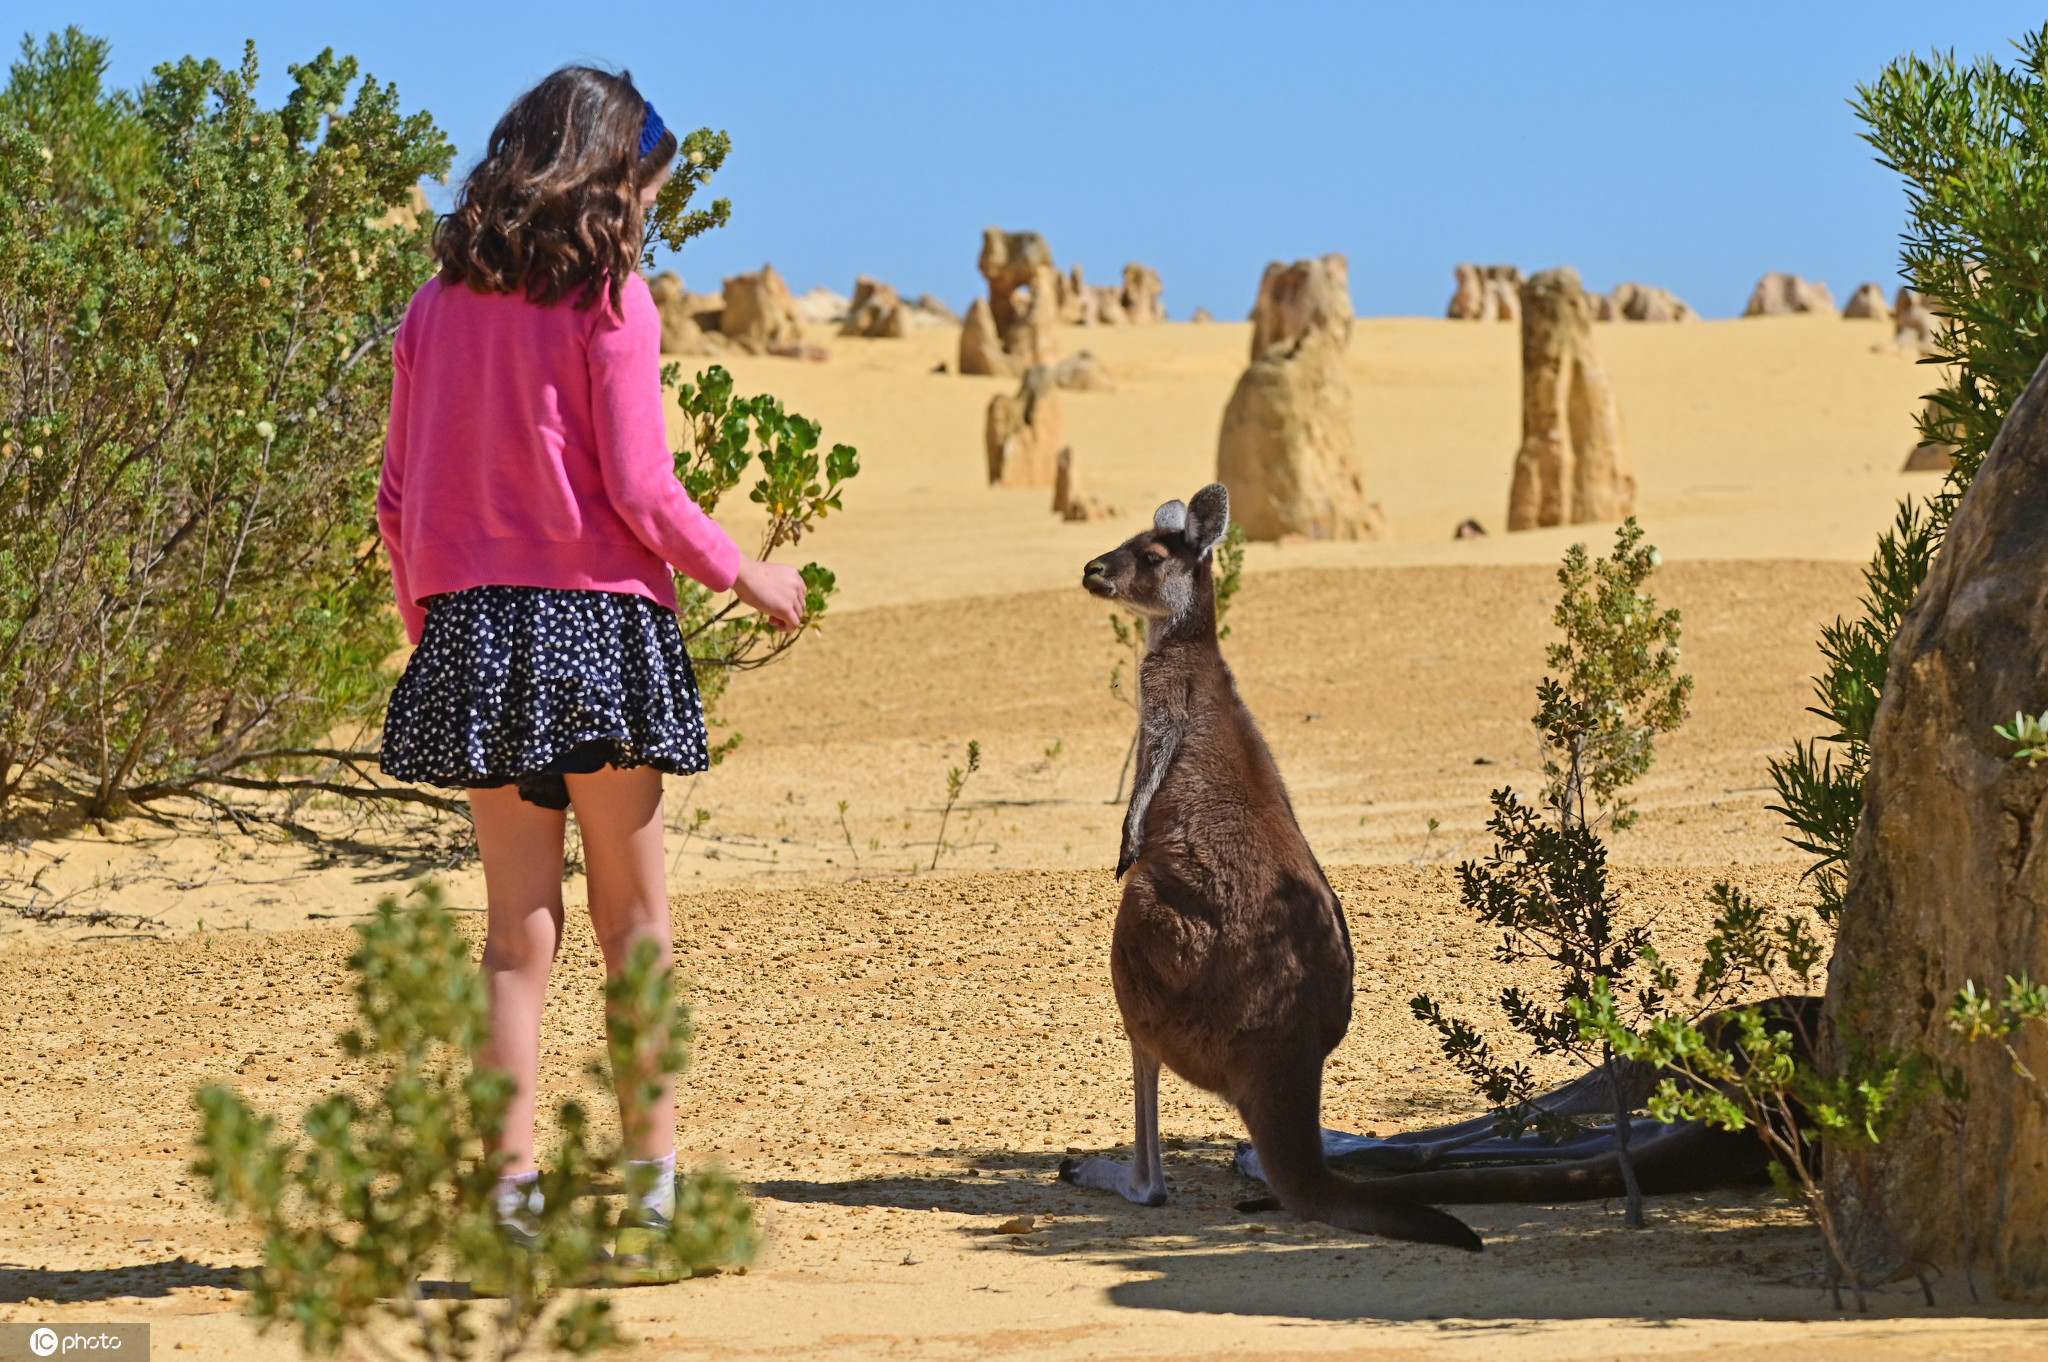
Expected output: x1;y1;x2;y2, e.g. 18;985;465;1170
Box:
996;1216;1035;1235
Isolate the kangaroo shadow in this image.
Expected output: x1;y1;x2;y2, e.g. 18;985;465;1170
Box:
1078;1198;1993;1323
0;1257;243;1305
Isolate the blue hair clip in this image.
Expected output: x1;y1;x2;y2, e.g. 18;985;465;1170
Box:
638;101;667;159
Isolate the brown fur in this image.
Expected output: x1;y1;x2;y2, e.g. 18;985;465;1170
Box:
1060;484;1482;1252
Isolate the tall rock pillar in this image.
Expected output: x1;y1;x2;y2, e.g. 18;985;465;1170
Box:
1215;254;1383;541
1507;266;1634;530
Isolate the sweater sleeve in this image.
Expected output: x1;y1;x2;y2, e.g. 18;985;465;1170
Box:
587;276;745;593
377;318;427;645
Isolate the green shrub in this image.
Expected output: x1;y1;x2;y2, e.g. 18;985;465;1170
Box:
0;30;450;817
1575;887;1928;1311
1538;518;1690;832
195;881;755;1357
1772;24;2048;919
1412;521;1690;1229
663;364;858;761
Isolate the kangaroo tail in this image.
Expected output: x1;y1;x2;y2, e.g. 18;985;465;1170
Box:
1239;1067;1483;1253
1357;1118;1772;1205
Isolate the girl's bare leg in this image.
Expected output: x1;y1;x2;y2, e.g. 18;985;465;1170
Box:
470;784;569;1177
564;764;675;1159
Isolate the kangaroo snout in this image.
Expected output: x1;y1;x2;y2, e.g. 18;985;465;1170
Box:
1082;556;1118;598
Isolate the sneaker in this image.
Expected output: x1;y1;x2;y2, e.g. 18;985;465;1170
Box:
610;1208;686;1285
467;1215;538;1299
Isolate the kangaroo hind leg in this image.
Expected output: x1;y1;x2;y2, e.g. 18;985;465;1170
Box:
1059;1042;1168;1206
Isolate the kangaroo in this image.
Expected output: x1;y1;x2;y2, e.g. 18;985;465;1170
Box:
1060;483;1482;1253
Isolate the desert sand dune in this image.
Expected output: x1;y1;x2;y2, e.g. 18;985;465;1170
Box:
3;316;2018;1358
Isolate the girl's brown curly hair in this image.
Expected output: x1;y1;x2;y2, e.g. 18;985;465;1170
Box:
434;66;678;312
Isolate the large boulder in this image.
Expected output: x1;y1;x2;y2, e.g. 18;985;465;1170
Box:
1825;353;2048;1296
1842;281;1892;322
721;264;806;355
1122;263;1165;324
1447;263;1524;321
985;365;1065;487
1743;272;1836;316
1217;254;1382;541
1507;266;1635;530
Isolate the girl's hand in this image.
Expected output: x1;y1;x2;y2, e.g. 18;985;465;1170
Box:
732;558;807;632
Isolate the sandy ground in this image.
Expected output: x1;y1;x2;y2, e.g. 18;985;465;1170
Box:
6;316;2038;1357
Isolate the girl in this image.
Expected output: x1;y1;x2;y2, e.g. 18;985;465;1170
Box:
377;66;805;1282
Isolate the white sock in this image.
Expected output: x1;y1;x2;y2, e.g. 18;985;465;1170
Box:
494;1171;542;1222
625;1152;677;1221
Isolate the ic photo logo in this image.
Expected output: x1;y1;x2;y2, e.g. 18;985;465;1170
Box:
0;1323;146;1360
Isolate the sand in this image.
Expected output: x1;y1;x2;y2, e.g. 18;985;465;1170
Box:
5;315;2032;1358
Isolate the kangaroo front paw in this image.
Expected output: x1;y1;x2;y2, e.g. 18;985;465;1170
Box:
1059;1157;1168;1206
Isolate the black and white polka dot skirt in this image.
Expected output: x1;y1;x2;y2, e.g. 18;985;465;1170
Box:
380;586;711;810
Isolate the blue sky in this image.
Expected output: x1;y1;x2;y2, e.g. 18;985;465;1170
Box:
18;3;2046;317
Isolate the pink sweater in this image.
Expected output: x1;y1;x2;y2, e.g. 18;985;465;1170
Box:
378;273;742;644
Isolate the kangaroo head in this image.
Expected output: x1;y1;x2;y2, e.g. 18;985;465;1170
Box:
1081;483;1230;628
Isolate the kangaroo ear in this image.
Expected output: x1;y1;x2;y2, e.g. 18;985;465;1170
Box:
1153;500;1188;534
1184;483;1230;558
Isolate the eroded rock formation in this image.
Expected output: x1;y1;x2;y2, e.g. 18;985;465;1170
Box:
721;264;808;355
1249;255;1354;359
985;365;1065;487
841;276;912;338
1894;287;1939;358
960;297;1010;376
1217;254;1382;541
1052;447;1114;520
795;286;850;326
1507;266;1635;530
1595;282;1695;322
1448;263;1524;321
962;229;1063;374
1825;353;2048;1295
981;230;1053;333
1842;282;1892;322
1743;272;1836;316
1053;350;1116;392
1121;264;1165;324
647;271;720;355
